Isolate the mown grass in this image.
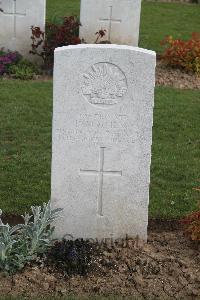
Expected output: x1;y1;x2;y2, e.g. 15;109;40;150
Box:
139;2;200;52
150;87;200;218
0;81;199;218
46;0;200;53
0;81;52;214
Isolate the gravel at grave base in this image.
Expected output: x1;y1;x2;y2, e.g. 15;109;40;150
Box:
0;230;199;299
156;60;200;90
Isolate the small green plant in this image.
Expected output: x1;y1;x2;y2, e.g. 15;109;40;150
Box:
8;59;40;80
0;201;62;274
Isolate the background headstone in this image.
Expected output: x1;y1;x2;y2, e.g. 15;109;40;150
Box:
79;0;141;46
0;0;46;60
51;44;156;241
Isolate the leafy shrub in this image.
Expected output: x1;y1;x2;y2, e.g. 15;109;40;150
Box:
181;209;200;241
0;201;62;274
161;32;200;75
95;29;107;44
8;59;40;80
30;16;81;67
0;49;20;75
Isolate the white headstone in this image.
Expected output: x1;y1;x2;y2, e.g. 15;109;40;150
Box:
0;0;46;60
79;0;141;46
51;44;156;241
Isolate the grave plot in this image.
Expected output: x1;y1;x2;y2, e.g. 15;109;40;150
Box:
0;230;199;299
0;1;200;299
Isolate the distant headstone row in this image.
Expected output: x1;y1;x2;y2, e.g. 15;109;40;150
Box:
0;0;141;60
51;45;156;241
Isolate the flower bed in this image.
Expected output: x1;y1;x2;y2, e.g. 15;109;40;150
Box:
0;229;199;299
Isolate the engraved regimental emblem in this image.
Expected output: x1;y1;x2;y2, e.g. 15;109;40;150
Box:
82;62;127;107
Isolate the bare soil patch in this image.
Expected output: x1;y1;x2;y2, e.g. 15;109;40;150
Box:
0;230;199;299
156;60;200;90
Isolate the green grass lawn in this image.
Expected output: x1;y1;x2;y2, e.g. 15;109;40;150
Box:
0;81;52;214
46;0;200;53
0;81;199;218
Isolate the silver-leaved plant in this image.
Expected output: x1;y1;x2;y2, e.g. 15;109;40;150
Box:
0;201;62;274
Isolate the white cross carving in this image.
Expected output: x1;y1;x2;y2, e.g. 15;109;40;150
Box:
1;0;26;38
99;6;122;42
80;147;122;216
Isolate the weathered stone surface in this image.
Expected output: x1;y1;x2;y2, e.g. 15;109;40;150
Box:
0;0;46;60
79;0;141;46
51;44;156;241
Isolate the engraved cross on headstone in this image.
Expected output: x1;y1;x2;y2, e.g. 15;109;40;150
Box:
80;147;122;216
1;0;26;38
99;6;122;42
